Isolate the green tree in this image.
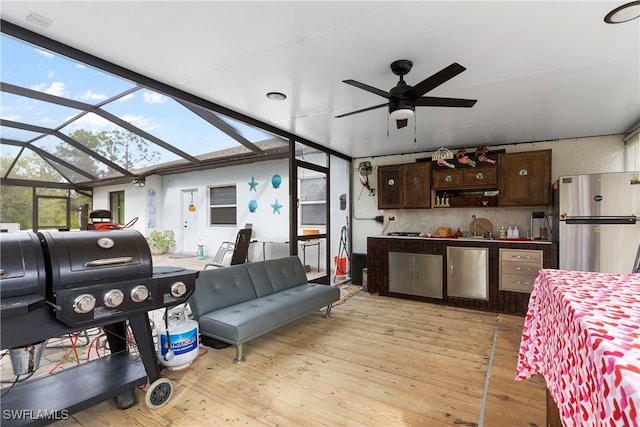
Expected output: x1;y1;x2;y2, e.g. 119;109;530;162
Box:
59;129;103;178
1;129;159;230
0;184;32;230
94;129;161;170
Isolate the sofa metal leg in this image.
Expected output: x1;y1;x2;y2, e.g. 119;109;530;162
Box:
233;344;246;364
323;303;333;318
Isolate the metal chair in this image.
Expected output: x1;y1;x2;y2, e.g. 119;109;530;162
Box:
299;229;321;272
205;228;253;269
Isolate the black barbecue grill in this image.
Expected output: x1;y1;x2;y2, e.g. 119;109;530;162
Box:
0;229;198;425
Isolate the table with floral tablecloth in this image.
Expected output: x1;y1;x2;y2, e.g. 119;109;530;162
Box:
516;269;640;426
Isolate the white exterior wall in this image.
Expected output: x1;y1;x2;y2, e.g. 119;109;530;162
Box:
94;159;291;260
351;134;630;253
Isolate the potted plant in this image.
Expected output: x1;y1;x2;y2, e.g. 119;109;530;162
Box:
146;230;175;255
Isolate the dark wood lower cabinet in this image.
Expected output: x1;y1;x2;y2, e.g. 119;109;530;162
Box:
366;236;558;315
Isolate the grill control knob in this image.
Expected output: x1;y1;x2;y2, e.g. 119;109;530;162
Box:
73;294;96;314
170;281;187;298
104;289;125;308
131;285;150;303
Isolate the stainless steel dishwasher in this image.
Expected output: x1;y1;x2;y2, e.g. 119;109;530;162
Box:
388;252;443;298
446;246;489;300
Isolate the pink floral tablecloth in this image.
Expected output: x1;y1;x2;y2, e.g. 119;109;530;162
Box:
516;269;640;427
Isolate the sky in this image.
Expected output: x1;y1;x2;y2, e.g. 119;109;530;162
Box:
0;33;277;173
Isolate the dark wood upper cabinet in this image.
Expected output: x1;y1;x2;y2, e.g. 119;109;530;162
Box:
378;162;431;209
402;162;431;208
498;150;551;207
378;165;402;209
377;149;551;209
432;165;498;190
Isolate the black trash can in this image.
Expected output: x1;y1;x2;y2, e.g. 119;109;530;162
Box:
350;253;367;286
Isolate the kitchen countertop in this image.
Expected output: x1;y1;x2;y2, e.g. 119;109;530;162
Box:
376;235;554;244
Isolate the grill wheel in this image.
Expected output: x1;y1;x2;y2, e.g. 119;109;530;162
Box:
145;377;173;409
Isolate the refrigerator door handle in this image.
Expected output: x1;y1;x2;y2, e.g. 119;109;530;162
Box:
562;216;637;225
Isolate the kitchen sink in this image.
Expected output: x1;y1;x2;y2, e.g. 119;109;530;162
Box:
456;236;495;241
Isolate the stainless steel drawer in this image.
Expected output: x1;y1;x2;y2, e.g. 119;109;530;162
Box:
501;260;541;276
500;272;537;293
500;249;542;263
499;248;543;293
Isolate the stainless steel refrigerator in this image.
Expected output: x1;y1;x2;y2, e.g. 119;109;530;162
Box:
558;171;640;273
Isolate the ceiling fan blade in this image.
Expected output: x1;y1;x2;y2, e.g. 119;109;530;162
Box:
404;63;467;98
335;102;389;118
396;119;408;129
415;96;477;108
342;80;391;99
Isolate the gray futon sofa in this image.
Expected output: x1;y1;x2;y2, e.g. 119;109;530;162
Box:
188;256;341;363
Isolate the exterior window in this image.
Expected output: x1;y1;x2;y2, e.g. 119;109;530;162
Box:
300;177;326;226
110;191;125;224
209;185;237;226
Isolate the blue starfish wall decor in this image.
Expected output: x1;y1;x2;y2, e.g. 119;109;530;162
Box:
271;198;283;214
248;177;258;192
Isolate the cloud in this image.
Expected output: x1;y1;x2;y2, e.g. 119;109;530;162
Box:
119;93;135;102
31;81;67;97
35;49;54;59
0;111;21;121
121;113;158;132
76;90;107;101
66;113;114;132
143;91;167;104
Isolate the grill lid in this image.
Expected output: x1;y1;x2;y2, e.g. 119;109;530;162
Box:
0;232;47;316
40;230;152;291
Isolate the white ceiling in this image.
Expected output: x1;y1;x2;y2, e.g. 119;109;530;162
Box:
2;1;639;159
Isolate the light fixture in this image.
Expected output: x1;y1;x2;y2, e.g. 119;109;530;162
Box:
188;191;196;212
132;179;145;187
604;1;640;23
26;12;53;28
390;108;414;120
266;92;287;101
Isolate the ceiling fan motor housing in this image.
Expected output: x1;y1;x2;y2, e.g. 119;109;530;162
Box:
389;84;415;114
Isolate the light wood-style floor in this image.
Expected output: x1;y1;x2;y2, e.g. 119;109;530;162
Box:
51;291;545;427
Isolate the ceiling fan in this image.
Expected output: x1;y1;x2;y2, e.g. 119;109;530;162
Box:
336;60;477;129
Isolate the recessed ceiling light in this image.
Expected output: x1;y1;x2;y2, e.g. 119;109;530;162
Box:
25;12;53;28
266;92;287;101
604;1;640;23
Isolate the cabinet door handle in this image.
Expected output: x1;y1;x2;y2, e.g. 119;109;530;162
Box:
450;264;454;277
409;268;414;280
512;280;531;285
415;268;419;280
512;266;532;271
512;255;531;259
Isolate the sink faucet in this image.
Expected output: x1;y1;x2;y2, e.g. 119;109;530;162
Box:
471;215;477;236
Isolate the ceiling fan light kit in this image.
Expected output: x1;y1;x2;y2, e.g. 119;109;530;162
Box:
390;108;414;120
337;59;477;130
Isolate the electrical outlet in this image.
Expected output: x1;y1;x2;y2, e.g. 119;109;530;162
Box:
388;216;395;221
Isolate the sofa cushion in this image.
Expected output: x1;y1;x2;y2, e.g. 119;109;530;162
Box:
247;256;307;292
197;283;340;344
189;264;257;319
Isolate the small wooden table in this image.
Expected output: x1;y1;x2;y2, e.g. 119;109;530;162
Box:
516;269;640;426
